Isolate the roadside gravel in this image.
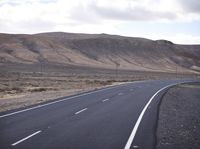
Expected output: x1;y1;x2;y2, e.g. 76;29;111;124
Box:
156;82;200;149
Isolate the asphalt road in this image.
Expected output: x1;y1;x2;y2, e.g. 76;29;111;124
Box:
0;79;196;149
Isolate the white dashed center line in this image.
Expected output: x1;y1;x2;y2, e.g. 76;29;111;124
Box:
75;108;88;115
118;93;123;95
11;131;41;146
102;99;110;102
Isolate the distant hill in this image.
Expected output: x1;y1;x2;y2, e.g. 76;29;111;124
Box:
0;32;200;73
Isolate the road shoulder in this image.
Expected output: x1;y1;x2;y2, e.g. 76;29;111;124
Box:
156;82;200;149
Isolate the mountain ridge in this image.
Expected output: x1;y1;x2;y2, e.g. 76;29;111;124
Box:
0;32;200;73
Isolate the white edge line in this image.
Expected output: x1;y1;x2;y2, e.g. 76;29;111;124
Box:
118;93;123;95
11;130;41;146
124;83;180;149
75;108;88;115
102;99;109;102
0;81;192;118
0;83;131;118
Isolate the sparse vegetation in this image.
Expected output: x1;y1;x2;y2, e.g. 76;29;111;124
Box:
0;64;199;112
0;32;199;112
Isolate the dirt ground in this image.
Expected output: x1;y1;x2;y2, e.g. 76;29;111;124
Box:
156;82;200;149
0;64;199;112
0;75;119;112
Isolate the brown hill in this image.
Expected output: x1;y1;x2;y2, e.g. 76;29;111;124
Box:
0;32;200;73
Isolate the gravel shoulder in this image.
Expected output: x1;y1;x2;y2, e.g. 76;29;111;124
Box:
156;82;200;149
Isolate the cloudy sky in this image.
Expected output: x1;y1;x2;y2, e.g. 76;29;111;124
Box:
0;0;200;44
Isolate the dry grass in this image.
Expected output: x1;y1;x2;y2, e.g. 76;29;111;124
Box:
0;65;199;112
0;73;120;112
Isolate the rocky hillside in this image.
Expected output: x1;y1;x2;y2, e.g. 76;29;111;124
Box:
0;32;200;73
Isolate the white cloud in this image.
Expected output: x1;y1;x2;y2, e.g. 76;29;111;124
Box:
0;0;199;44
177;0;200;13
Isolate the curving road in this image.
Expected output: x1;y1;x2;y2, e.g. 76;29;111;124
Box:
0;79;196;149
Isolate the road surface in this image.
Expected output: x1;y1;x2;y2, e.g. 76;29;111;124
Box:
0;79;196;149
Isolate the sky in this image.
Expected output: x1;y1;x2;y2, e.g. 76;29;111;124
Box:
0;0;200;44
